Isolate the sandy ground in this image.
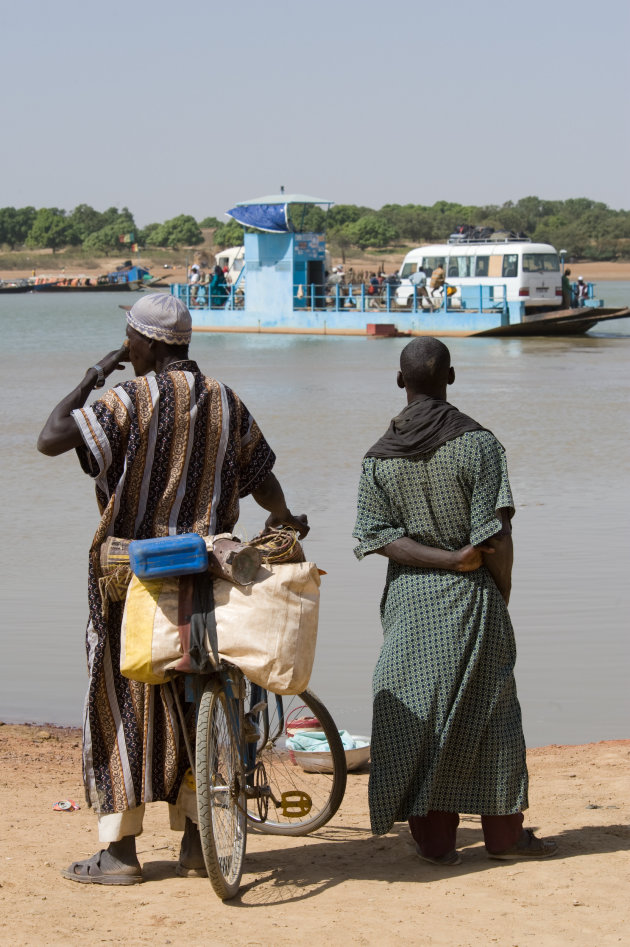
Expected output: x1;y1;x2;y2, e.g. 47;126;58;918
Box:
0;724;628;946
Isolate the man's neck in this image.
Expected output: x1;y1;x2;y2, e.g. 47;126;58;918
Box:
406;388;446;404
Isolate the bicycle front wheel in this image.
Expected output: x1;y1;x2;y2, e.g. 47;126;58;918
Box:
196;680;247;899
246;687;347;836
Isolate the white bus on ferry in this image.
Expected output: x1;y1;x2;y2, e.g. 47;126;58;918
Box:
395;238;562;311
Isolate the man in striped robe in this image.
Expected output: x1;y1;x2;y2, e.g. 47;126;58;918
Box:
38;293;308;884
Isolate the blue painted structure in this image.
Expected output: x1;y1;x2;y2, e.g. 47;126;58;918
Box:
171;228;619;337
108;263;150;284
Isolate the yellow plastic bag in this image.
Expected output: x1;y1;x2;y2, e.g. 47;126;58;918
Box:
120;574;192;685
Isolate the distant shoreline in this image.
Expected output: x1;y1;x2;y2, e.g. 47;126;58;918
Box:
1;253;630;284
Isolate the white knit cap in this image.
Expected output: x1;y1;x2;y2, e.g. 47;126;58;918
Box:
127;293;192;345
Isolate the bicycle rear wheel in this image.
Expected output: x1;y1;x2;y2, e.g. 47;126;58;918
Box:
245;687;347;836
196;679;247;899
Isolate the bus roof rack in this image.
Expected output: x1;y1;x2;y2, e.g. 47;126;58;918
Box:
447;227;531;245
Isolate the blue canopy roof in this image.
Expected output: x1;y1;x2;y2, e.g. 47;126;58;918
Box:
226;193;334;233
234;193;333;206
226;203;289;233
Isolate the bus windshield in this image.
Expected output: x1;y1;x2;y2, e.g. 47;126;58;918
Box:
523;253;560;273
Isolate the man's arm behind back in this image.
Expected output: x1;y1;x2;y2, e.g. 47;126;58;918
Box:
481;508;513;605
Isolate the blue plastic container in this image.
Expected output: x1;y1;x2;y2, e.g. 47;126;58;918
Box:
128;533;208;579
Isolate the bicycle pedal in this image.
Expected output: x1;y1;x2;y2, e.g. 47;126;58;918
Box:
279;791;312;818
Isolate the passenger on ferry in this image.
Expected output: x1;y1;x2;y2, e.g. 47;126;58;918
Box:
410;265;432;310
576;276;589;307
327;267;345;309
368;273;381;309
561;268;574;308
429;263;445;295
188;263;201;307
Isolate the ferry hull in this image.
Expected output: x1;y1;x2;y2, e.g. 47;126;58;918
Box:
188;305;629;338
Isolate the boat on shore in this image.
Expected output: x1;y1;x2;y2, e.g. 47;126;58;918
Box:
0;279;32;294
0;263;152;294
31;263;150;293
169;195;629;338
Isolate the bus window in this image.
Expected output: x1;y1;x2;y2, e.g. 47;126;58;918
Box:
475;256;489;277
423;256;445;276
400;261;416;278
523;253;560;272
447;256;472;278
502;254;518;278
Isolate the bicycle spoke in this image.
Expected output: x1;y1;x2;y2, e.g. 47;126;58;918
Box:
244;687;347;836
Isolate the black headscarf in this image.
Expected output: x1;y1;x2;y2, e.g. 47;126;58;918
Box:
365;393;488;459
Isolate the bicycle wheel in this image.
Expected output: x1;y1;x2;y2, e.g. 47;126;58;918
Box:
245;687;347;836
196;679;247;899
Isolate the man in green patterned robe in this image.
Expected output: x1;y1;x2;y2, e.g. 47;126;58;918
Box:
353;337;557;865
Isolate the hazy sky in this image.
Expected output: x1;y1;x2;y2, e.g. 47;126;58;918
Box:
2;0;628;225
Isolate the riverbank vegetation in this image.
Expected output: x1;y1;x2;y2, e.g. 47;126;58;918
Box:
1;197;628;263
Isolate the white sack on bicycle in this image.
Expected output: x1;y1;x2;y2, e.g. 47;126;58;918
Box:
120;561;320;694
208;561;321;695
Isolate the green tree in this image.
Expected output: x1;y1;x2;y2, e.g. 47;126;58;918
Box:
0;206;37;248
327;226;354;263
326;204;367;229
199;216;221;229
99;206;136;228
82;224;124;256
26;208;80;252
149;214;203;248
213;220;245;248
346;214;398;250
70;204;104;241
139;222;163;246
287;204;325;232
80;207;138;255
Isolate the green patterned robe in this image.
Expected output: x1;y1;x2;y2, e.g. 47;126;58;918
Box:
353;430;528;835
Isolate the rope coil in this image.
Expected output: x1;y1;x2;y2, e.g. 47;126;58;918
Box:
247;528;305;564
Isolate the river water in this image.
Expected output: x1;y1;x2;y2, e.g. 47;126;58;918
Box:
1;290;629;748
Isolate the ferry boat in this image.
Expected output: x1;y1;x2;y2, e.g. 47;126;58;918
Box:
170;195;629;337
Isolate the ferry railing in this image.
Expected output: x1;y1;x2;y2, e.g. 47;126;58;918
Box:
169;281;507;316
293;282;508;315
174;282;244;310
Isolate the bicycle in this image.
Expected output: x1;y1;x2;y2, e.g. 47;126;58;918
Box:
169;665;347;900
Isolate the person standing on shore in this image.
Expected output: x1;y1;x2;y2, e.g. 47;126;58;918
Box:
353;337;557;865
37;293;308;885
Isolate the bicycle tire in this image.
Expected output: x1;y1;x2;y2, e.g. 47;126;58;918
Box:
196;679;247;899
245;687;347;836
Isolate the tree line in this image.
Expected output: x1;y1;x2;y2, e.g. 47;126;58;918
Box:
1;198;628;261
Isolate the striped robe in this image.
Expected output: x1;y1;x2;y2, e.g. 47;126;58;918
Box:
72;360;275;814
